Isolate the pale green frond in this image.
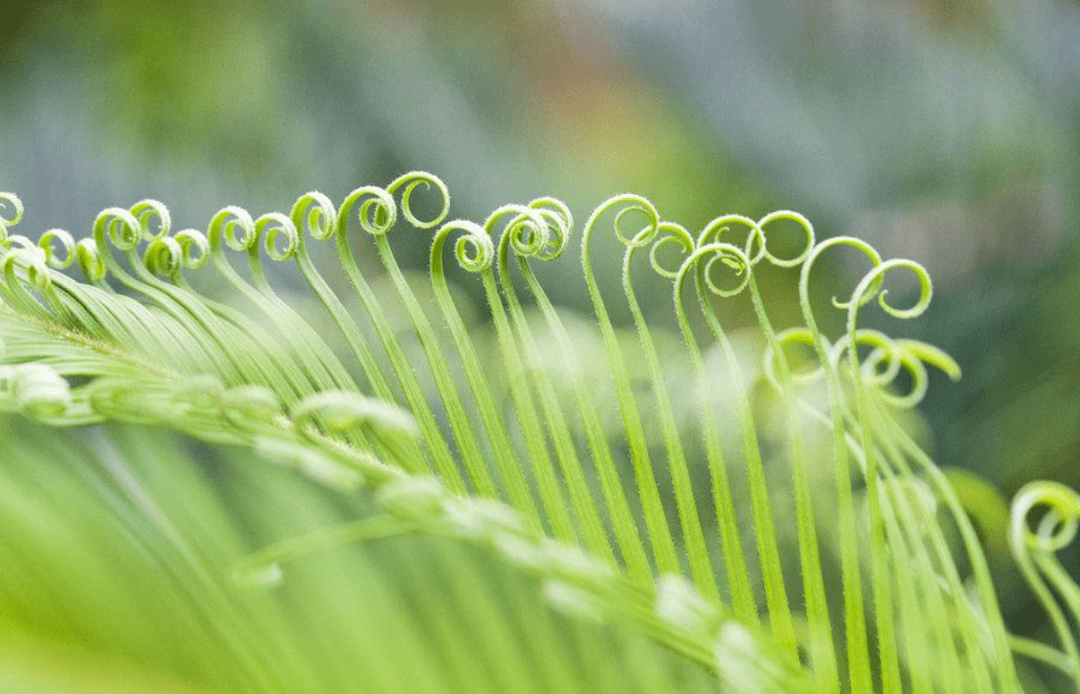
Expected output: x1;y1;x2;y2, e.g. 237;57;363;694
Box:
1;180;1076;693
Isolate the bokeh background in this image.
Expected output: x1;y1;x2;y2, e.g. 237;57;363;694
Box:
2;0;1079;679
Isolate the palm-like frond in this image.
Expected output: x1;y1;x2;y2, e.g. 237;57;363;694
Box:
1;178;1077;693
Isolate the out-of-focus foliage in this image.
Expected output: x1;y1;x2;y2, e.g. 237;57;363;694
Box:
0;421;717;694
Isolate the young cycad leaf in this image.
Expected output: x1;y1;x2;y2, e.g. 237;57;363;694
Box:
1;179;1076;693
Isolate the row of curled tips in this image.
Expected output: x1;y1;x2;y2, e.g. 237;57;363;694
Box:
3;186;947;413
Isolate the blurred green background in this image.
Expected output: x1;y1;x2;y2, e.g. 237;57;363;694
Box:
2;0;1079;679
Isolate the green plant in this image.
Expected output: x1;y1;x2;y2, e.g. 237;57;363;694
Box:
0;174;1076;693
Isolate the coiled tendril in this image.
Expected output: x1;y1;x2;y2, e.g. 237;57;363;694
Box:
130;200;172;243
846;258;933;327
697;215;765;264
1009;482;1080;686
645;222;696;280
387;171;451;230
37;229;76;270
487;205;551;258
0;192;25;245
854;336;958;409
0;192;24;225
338;186;397;237
583;194;661;258
142;226;210;279
799;235;884;321
828;330;903;386
809;329;936;409
0;234;47;284
697;210;815;272
174;229;211;270
208;206;258;253
761;327;831;390
835;260;934;401
291;192;338;242
255;212;300;262
1013;482;1080;555
432;220;494;274
678;242;753;299
93;207;143;252
528;197;574;261
143;236;186;278
756;211;815;268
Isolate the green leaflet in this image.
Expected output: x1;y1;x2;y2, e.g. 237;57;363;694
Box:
0;180;1075;693
0;419;721;694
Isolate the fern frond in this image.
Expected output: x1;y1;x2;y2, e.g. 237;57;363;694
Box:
1;180;1075;693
